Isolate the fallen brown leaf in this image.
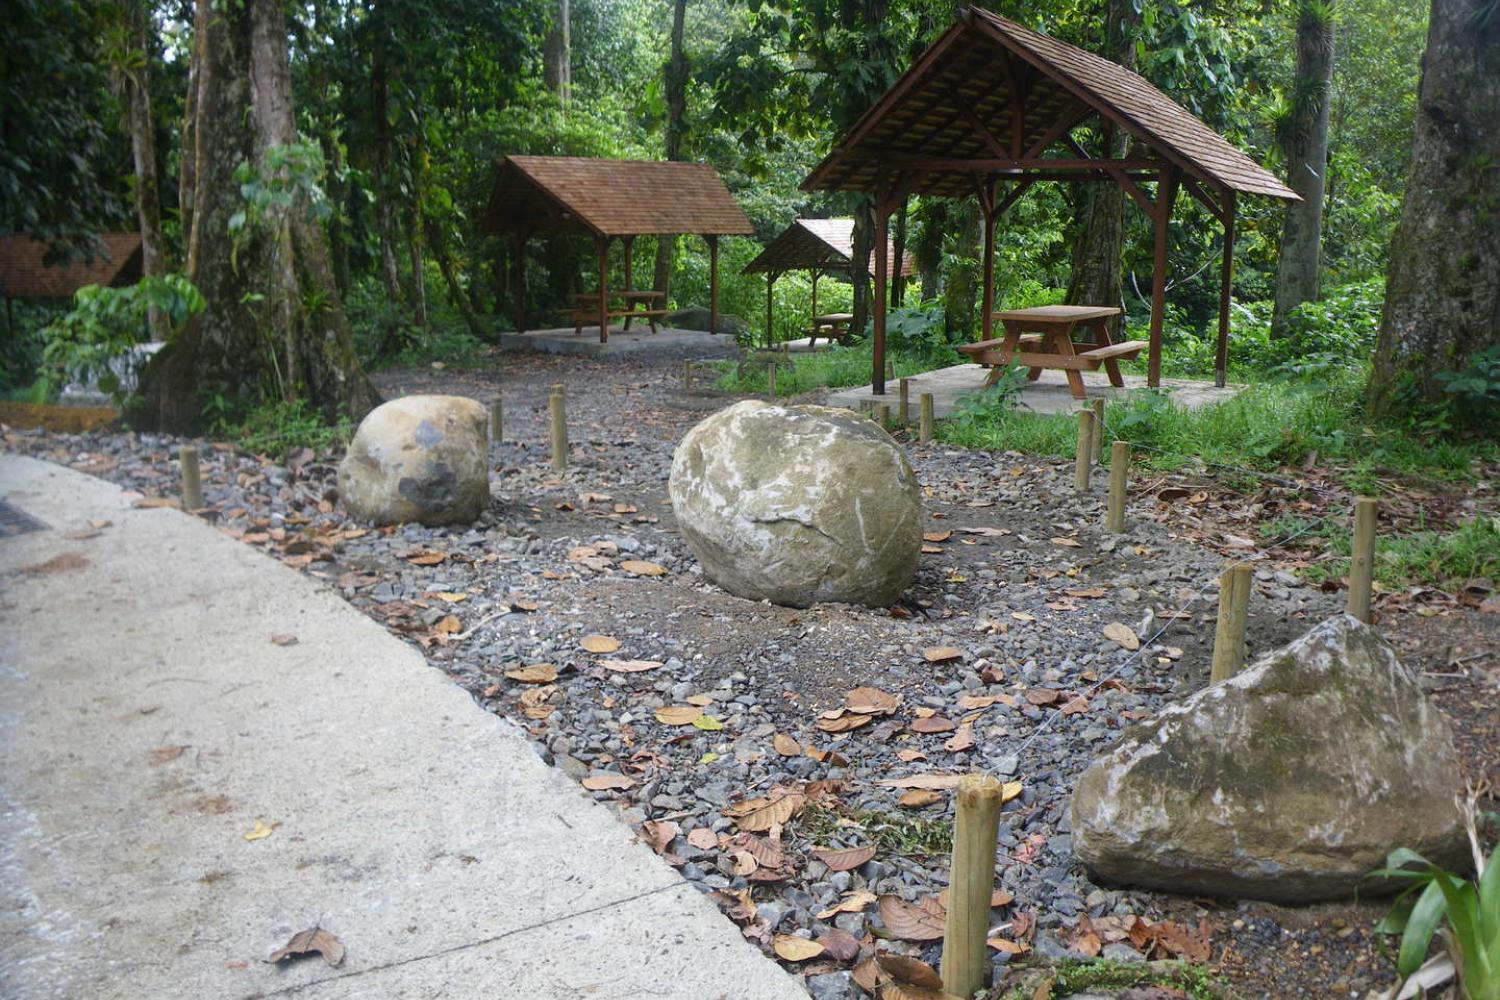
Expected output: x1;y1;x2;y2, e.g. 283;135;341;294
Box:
910;715;957;734
267;926;344;967
875;952;944;987
898;789;943;808
922;646;963;664
846;686;900;715
773;733;802;756
655;705;703;725
816;927;862;962
270;634;299;647
772;934;824;961
724;790;806;832
581;772;634;791
1103;622;1140;650
817;890;878;919
506;664;558;684
878;895;946;941
877;773;963;790
599;658;662;673
619;559;668;576
812;845;875;872
944;723;975;752
579;634;621;653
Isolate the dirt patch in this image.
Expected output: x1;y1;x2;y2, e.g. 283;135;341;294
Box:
0;401;117;433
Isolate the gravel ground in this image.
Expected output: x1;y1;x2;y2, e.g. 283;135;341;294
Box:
5;347;1495;1000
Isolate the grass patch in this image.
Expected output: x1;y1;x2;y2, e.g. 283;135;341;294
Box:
1266;513;1500;591
211;398;353;460
799;803;952;858
711;343;948;396
988;959;1235;1000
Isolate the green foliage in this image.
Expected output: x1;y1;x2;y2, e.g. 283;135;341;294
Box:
40;275;205;404
1283;514;1500;592
208;397;352;459
989;959;1232;1000
1437;346;1500;434
712;342;928;395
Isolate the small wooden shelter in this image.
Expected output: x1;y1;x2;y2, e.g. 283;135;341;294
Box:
0;233;143;301
481;156;754;342
802;6;1298;395
743;218;913;342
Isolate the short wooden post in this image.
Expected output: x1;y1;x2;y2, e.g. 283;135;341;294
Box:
940;773;1003;998
918;392;934;443
885;358;896;382
1348;498;1378;623
1074;410;1093;491
179;446;203;511
682;359;693;390
549;384;568;471
898;378;910;425
877;403;891;429
1106;441;1129;533
1090;398;1105;463
489;397;503;443
766;362;778;398
1210;563;1253;683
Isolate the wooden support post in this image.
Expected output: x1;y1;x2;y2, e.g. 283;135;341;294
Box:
979;181;997;343
872;196;891;396
919;392;934;443
549;384;568;471
898;378;910;425
810;269;820;323
707;235;720;337
1090;398;1105;463
1074;410;1093;491
596;236;609;344
621;235;634;291
765;272;776;348
1106;441;1129;533
1348;498;1378;623
940;774;1003;999
489;397;503;443
766;362;777;399
512;234;527;335
1147;168;1179;388
1214;190;1237;389
1210;563;1253;683
179;445;203;511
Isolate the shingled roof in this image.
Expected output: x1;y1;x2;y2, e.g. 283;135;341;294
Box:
0;233;143;300
743;218;914;278
482;156;755;238
803;7;1296;201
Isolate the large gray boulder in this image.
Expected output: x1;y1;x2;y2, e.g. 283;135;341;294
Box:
665;305;750;337
668;400;921;608
1070;615;1467;903
338;395;490;526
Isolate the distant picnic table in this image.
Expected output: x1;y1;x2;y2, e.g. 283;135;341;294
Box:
568;290;668;335
808;312;855;347
957;305;1144;399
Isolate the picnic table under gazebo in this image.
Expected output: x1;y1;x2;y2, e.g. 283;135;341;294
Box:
801;6;1299;398
481;156;754;343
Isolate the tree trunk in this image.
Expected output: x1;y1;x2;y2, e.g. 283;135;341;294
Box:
1368;0;1499;412
429;220;486;341
181;0;204;278
654;0;689;299
137;0;377;432
114;0;166;338
370;18;404;307
1064;0;1137;327
850;197;875;338
891;199;907;307
543;0;571;106
943;199;981;338
915;199;947;302
1270;0;1336;339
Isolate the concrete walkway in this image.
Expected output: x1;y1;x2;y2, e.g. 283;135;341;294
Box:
500;325;742;359
0;456;807;1000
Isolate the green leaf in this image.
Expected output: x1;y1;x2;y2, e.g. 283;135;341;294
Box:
1396;880;1447;976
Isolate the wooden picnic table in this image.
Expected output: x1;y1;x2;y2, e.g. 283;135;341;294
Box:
807;312;855;348
956;305;1144;399
568;290;669;335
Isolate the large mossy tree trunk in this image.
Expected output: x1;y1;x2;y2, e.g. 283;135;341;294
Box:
116;1;165;312
1270;0;1336;339
1368;0;1500;412
543;0;572;106
942;199;981;338
653;0;688;300
1064;0;1137;324
137;0;377;432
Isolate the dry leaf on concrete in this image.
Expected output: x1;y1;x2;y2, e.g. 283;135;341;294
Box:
267;926;345;967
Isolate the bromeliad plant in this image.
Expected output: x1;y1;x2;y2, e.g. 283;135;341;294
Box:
1373;792;1499;1000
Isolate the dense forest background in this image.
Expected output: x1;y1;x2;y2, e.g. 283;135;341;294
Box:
2;0;1493;441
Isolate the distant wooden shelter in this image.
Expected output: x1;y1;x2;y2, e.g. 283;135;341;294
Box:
743;218;913;342
481;156;754;342
0;233;142;300
802;6;1297;395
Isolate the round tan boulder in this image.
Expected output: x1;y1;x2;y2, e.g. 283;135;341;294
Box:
338;395;490;526
668;400;922;608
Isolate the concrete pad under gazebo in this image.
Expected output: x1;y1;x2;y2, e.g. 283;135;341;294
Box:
801;6;1299;397
481;156;754;344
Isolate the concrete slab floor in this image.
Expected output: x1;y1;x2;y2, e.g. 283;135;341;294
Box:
499;325;742;359
0;455;807;1000
826;363;1240;418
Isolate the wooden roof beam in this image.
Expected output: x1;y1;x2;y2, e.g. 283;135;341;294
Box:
1023;103;1095;161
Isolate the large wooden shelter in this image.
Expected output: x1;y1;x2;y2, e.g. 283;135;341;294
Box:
802;6;1298;395
481;156;754;342
743;218;912;343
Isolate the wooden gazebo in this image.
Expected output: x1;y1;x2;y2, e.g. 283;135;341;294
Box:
481;156;754;342
743;218;913;344
802;7;1298;395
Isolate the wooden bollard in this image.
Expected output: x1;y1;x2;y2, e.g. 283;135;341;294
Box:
1106;441;1130;532
918;393;934;443
1348;498;1378;623
886;358;896;382
876;403;891;429
682;358;693;390
898;378;910;425
1091;398;1105;463
940;774;1003;998
489;397;503;443
1074;410;1093;491
549;384;568;471
767;362;778;398
179;445;203;511
1210;562;1253;683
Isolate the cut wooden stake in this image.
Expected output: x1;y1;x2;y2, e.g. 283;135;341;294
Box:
682;359;693;390
767;362;777;398
1074;410;1093;491
1091;398;1105;463
886;358;896;382
877;403;891;429
179;446;203;511
899;378;910;425
1106;441;1130;533
1348;498;1378;623
489;397;503;443
919;392;934;443
1210;562;1253;683
549;384;568;471
940;773;1003;998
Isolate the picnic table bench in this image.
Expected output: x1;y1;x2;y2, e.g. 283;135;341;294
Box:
569;290;669;335
956;305;1144;399
806;312;855;348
